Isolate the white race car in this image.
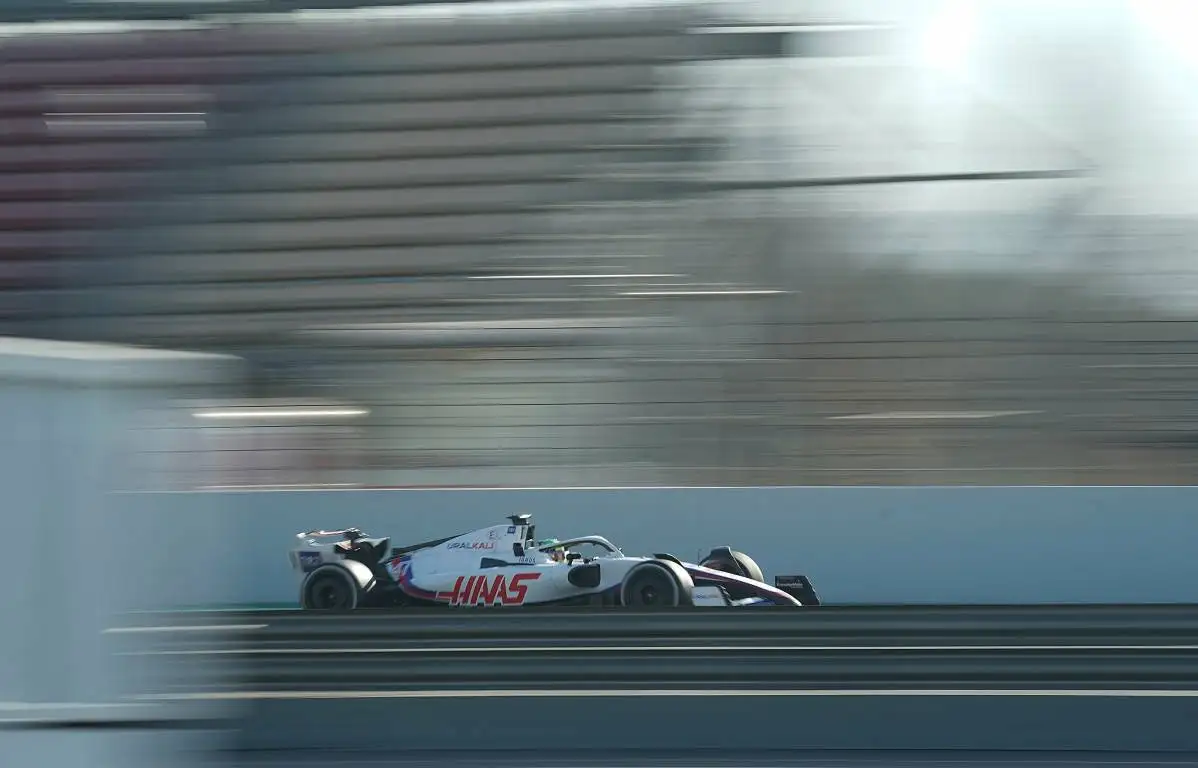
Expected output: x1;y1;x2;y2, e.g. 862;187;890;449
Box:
288;514;819;609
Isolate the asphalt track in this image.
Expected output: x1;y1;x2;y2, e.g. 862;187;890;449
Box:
123;606;1198;694
109;608;1198;756
223;752;1198;767
219;691;1198;753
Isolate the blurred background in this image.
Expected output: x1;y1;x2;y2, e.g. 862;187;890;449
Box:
3;0;1198;489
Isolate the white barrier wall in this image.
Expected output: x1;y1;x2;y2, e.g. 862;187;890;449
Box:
0;338;241;767
122;485;1198;608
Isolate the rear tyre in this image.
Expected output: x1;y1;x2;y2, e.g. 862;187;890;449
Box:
621;561;694;608
301;568;361;610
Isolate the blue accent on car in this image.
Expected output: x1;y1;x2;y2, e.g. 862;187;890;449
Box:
297;552;321;573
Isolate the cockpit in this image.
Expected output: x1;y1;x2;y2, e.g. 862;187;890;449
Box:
532;535;623;565
502;514;624;566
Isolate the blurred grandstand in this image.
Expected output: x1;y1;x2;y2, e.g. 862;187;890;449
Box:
1;0;1197;488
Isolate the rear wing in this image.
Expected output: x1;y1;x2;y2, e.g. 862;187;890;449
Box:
296;528;364;543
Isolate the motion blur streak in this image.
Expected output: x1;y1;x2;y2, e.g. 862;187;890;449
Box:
0;0;1195;489
4;1;1198;767
232;693;1198;752
142;688;1198;699
223;755;1198;768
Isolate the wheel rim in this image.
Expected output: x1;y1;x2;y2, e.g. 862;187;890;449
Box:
309;577;351;609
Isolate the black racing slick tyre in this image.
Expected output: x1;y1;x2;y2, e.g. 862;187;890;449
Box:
700;549;765;583
301;566;363;610
699;549;765;601
620;560;694;608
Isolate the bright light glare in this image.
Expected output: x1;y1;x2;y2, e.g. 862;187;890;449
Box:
468;273;678;280
193;408;369;420
1134;0;1198;66
920;1;974;71
619;290;788;297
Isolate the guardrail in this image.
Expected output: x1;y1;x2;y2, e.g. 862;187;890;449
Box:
122;604;1198;694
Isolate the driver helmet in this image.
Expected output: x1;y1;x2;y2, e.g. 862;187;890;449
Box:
536;538;566;563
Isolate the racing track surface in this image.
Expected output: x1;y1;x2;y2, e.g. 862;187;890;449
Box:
109;605;1198;755
221;751;1198;768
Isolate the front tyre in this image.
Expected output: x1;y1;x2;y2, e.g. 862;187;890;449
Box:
620;561;694;608
700;549;765;583
699;549;765;601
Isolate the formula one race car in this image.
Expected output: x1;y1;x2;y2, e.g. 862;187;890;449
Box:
288;514;820;609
